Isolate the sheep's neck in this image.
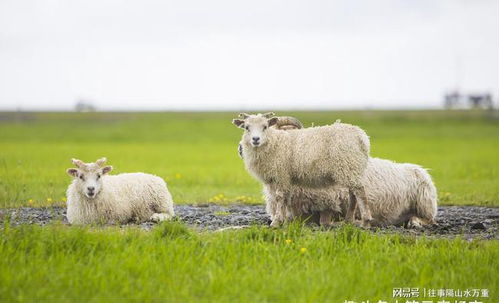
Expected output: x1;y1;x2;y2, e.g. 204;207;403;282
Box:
242;130;287;185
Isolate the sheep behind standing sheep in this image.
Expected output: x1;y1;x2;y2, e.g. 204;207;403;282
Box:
265;157;438;227
66;158;175;224
361;157;437;227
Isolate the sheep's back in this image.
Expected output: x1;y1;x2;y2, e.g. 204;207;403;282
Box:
362;158;423;224
287;123;370;186
104;173;168;201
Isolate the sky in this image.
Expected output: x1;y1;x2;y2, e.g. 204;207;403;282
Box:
0;0;498;111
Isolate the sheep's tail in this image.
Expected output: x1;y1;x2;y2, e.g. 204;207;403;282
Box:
413;167;438;223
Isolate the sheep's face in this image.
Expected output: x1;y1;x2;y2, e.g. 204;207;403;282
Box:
67;159;112;199
233;114;278;147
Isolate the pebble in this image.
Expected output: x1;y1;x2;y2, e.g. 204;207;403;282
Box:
470;222;487;230
0;205;497;239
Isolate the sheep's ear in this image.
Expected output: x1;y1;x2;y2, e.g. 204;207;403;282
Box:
67;168;79;178
232;119;245;128
268;117;279;127
102;166;113;174
262;112;275;118
95;157;107;166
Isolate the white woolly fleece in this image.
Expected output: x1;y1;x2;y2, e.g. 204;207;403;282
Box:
238;116;372;225
265;157;438;227
66;173;174;225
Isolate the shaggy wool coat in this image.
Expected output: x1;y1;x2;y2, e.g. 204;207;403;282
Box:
66;173;174;224
265;157;438;226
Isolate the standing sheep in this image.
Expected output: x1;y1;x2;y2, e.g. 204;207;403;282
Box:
66;158;175;225
233;112;373;226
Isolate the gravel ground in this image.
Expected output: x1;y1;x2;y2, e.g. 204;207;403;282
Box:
0;205;497;240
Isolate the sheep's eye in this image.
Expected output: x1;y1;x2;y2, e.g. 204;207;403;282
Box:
79;175;85;181
97;174;101;180
263;126;267;130
245;126;249;131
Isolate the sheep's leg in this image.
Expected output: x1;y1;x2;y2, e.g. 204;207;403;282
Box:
349;186;373;227
319;209;334;226
269;190;287;227
265;186;284;227
345;191;358;222
150;213;173;222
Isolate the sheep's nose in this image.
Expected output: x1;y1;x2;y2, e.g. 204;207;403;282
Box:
87;186;95;192
252;137;260;143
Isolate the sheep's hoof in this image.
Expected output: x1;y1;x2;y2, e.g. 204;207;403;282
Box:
407;216;424;229
349;220;371;228
346;220;362;227
150;213;172;222
319;219;335;228
269;220;282;228
362;219;374;228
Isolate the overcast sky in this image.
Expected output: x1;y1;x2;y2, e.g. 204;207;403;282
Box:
0;0;498;110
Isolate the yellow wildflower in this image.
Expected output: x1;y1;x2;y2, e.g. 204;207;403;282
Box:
300;247;307;254
285;239;292;244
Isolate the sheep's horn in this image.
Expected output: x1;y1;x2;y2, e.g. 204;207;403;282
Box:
95;157;107;166
238;113;250;119
71;158;85;168
275;116;303;130
262;112;275;118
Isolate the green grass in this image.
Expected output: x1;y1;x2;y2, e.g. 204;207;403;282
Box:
0;110;498;302
1;221;497;303
0;110;498;207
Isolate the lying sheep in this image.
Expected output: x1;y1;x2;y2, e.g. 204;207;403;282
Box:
66;158;175;224
265;157;438;227
233;112;373;226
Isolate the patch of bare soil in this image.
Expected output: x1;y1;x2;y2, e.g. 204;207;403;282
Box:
0;205;497;240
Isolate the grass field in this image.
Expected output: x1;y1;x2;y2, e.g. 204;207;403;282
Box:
0;110;498;207
1;221;497;302
0;110;498;302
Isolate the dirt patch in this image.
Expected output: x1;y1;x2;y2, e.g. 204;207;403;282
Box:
0;205;497;240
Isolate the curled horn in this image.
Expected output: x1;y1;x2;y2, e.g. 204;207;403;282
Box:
238;113;250;119
261;112;275;118
71;158;85;168
96;157;107;166
275;116;303;130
